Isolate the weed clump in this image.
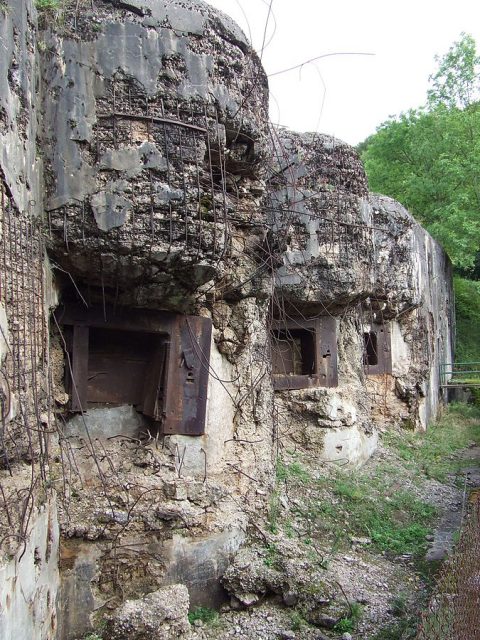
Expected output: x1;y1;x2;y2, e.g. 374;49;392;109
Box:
335;602;363;633
289;609;307;631
35;0;60;10
188;606;219;626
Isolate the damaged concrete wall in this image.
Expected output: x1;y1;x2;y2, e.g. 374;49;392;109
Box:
0;499;60;640
36;2;274;638
0;0;455;638
366;194;454;430
268;131;378;466
0;2;59;639
268;130;454;465
40;0;269;310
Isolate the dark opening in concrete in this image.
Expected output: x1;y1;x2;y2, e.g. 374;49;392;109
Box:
272;328;315;376
364;331;378;366
270;316;338;390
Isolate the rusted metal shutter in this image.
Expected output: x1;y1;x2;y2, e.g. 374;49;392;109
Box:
271;335;297;376
162;316;212;436
317;315;338;388
56;304;212;435
271;316;338;390
87;328;158;406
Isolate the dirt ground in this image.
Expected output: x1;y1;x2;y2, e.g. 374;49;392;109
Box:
189;424;480;640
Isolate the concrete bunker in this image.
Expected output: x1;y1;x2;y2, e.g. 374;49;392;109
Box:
0;1;457;638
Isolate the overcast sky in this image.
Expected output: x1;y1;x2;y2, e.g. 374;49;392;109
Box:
207;0;480;145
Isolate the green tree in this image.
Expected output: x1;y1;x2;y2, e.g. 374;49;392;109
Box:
360;34;480;271
427;33;480;109
360;34;480;360
454;277;480;361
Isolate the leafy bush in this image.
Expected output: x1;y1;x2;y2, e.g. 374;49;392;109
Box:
454;277;480;362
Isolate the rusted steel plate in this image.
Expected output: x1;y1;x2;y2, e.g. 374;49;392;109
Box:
86;327;154;406
163;315;212;436
319;315;338;388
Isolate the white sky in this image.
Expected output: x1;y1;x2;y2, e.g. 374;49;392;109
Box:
207;0;480;145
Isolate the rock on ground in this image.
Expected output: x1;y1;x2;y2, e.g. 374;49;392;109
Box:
105;584;191;640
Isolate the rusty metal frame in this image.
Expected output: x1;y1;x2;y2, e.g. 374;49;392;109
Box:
271;316;338;390
363;322;392;375
55;304;212;436
80;85;230;262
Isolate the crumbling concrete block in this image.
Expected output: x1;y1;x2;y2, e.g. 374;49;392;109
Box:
105;584;191;639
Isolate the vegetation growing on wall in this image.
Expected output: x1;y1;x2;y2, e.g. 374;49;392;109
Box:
359;34;480;361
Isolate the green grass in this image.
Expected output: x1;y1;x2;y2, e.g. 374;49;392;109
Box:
263;542;279;568
188;607;219;626
267;405;480;584
264;405;480;638
288;476;435;558
289;610;307;631
274;412;478;558
269;459;311;534
369;618;418;640
276;459;311;483
267;489;280;533
35;0;60;9
383;403;480;481
335;602;363;633
328;474;436;556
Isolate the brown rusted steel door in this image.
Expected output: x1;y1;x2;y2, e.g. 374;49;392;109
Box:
317;316;338;388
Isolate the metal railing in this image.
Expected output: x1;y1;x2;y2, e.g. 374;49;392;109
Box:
440;362;480;387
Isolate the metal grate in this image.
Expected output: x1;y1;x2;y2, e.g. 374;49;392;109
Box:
50;75;230;262
0;180;51;544
440;362;480;387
